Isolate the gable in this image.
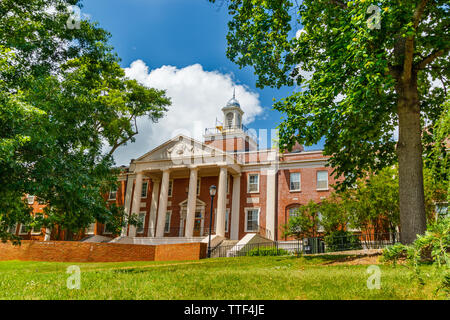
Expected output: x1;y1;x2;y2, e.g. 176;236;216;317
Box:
135;134;234;163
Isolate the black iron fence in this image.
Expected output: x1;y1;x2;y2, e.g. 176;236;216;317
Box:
209;233;400;258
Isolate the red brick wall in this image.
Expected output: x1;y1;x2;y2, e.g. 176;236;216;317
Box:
276;166;340;240
154;243;207;261
0;241;206;263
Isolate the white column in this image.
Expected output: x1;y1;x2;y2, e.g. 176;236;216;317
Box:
265;168;277;240
129;172;143;237
216;166;227;237
148;178;160;237
156;169;170;237
121;174;135;236
230;174;241;240
185;167;198;238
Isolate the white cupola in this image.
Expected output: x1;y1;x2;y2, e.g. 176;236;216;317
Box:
221;89;244;130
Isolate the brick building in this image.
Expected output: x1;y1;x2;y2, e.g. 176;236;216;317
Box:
15;93;340;242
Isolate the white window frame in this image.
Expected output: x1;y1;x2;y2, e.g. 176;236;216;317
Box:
103;223;113;235
141;181;148;199
317;211;324;232
108;190;117;200
247;173;260;193
316;171;329;190
136;212;146;234
225;209;230;233
85;223;96;235
18;224;28;235
31;225;41;235
168;180;173;197
164;211;172;233
27;195;35;205
289;172;301;191
244;208;260;232
8;224;17;234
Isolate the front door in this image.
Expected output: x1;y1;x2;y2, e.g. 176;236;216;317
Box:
193;211;202;236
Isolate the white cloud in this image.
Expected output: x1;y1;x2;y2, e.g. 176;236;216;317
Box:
111;60;264;166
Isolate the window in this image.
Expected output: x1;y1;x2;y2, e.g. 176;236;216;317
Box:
225;209;230;233
168;180;173;197
136;212;146;234
317;211;324;232
108;190;117;200
245;208;259;232
196;178;201;196
103;223;113;234
288;207;301;232
248;174;259;193
31;225;41;235
317;171;328;190
226;112;233;128
27;195;35;205
436;203;448;220
289;172;301;191
8;224;17;234
85;223;96;235
141;181;148;198
288;207;299;218
164;211;172;233
19;224;28;235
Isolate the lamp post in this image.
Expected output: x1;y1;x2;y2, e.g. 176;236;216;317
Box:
207;185;217;258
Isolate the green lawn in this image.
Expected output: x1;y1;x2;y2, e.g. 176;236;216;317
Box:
0;255;447;300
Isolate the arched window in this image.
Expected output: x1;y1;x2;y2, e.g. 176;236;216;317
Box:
237;114;242;128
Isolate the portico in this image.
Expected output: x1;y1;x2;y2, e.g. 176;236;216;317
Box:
124;135;241;240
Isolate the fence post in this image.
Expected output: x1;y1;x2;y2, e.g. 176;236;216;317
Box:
297;239;299;258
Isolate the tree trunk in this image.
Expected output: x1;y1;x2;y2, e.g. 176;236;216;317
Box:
396;74;427;244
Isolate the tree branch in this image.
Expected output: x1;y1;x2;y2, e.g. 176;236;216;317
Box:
402;0;430;82
328;0;347;9
107;117;139;157
414;49;445;70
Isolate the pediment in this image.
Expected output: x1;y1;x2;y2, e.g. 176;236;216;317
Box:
135;134;230;163
178;198;206;208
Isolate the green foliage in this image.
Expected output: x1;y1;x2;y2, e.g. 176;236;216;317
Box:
282;200;320;239
0;0;171;242
383;217;449;267
324;230;362;252
210;0;449;243
381;243;410;266
210;0;448;185
247;246;290;256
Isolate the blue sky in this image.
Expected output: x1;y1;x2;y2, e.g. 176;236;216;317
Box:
81;0;322;164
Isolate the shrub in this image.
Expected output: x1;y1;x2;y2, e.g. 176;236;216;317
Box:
247;246;290;256
381;243;410;266
382;217;449;267
324;230;362;252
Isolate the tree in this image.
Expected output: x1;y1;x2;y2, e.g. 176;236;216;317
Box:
209;0;449;243
319;194;350;234
0;0;171;241
283;200;320;239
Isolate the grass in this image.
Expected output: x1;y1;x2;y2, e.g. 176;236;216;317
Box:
0;255;447;300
